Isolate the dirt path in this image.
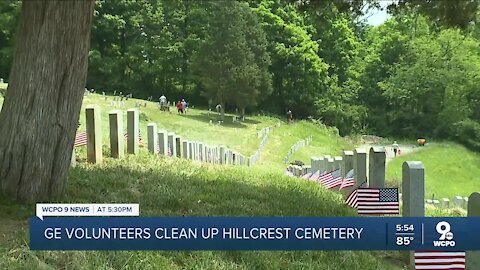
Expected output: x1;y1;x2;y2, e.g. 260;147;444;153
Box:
359;144;420;163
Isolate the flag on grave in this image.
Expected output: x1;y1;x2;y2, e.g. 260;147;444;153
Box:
317;169;335;183
345;181;368;208
124;132;142;142
74;132;87;147
414;251;465;270
355;187;400;215
308;170;322;181
320;169;343;189
301;171;313;179
339;169;355;190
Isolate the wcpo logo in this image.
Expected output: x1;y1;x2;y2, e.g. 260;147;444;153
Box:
433;221;456;247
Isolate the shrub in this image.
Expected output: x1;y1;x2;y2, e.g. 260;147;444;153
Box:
452;119;480;151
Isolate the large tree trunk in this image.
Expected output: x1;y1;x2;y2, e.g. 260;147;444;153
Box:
0;1;95;202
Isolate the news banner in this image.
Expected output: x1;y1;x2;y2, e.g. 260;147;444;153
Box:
30;204;480;251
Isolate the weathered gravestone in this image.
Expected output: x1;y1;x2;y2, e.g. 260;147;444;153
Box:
454;196;464;208
219;146;226;164
109;110;124;158
440;198;450;208
147;123;158;154
334;156;343;171
157;130;168;155
353;149;367;186
86;105;102;164
402;161;425;267
182;140;189;159
467;192;480;270
167;133;176;157
342;151;354;178
188;142;193;159
369;147;386;188
127;108;139;154
175;136;182;158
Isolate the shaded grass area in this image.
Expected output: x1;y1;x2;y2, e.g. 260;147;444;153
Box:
0;153;404;269
386;143;480;198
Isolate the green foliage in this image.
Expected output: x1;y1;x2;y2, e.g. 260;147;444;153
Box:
0;1;20;80
191;1;272;114
452;119;480;152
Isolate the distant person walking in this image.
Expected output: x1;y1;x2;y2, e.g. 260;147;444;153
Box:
392;141;399;157
181;99;188;114
176;100;183;114
286;110;293;124
159;95;167;111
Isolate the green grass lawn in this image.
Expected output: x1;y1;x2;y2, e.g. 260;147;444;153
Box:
386;142;480;199
0;153;404;270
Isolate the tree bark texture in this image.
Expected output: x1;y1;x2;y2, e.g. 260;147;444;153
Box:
0;0;95;202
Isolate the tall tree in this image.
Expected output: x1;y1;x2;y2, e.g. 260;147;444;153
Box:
0;1;95;202
192;1;271;120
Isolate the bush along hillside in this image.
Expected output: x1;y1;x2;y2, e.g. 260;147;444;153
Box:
1;153;404;270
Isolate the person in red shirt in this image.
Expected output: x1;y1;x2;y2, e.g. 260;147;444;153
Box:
176;100;183;114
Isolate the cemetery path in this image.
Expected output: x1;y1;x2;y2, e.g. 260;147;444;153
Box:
359;144;420;163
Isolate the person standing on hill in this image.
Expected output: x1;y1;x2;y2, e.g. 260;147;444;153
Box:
286;110;293;124
392;141;399;157
176;100;183;114
181;99;188;114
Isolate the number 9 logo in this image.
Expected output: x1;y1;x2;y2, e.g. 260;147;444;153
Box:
436;221;451;240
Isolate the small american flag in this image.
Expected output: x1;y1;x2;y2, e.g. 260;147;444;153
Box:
339;169;355;190
308;170;322;181
124;132;142;142
320;169;343;189
74;132;87;147
345;181;368;208
414;251;465;270
317;170;335;182
356;187;399;215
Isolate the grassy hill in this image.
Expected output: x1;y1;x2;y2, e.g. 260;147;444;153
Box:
386;143;480;199
0;153;403;269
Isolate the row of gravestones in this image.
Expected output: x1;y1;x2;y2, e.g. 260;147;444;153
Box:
77;105;251;166
287;147;391;196
425;195;470;209
250;124;280;165
283;136;313;164
286;148;480;269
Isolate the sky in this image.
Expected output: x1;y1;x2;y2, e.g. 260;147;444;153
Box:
361;1;393;26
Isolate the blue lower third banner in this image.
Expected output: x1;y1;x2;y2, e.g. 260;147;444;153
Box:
29;217;480;251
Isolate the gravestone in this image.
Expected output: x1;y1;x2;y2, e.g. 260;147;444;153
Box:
369;147;386;188
219;146;226;164
85;105;102;164
327;158;334;172
453;196;464;208
464;197;469;209
432;200;440;207
467;192;480;270
182;140;189;159
127;108;139;154
71;148;76;167
334;156;343;171
158;130;168;155
109;110;124;158
311;157;320;173
147;123;158;154
440;198;450;208
342;151;354;178
199;143;204;161
402;161;425;267
175;136;182;158
167;133;176;157
353;149;367;186
188;142;194;159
